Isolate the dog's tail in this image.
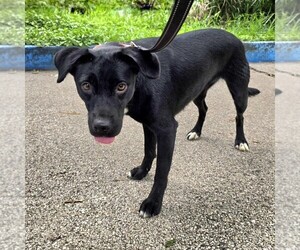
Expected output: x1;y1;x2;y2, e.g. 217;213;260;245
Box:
248;87;260;96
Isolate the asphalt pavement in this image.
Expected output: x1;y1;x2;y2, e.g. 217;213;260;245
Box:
0;71;25;250
275;62;300;249
24;63;275;249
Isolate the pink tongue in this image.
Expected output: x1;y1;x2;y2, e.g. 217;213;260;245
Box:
94;137;115;144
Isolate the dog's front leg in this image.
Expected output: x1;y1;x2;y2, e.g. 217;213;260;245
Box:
129;124;157;180
139;120;177;218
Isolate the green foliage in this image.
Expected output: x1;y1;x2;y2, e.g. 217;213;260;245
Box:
25;0;275;46
25;0;158;10
25;6;171;46
205;0;274;21
275;0;300;40
26;0;105;8
223;14;275;41
276;13;300;40
275;0;300;14
184;12;274;41
131;0;173;10
0;0;24;45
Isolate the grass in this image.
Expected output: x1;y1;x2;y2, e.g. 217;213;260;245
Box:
185;12;275;42
0;0;24;45
25;2;275;46
276;12;300;41
5;1;300;46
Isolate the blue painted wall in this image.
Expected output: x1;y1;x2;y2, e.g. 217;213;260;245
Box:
0;42;299;70
275;42;300;62
0;46;25;70
25;46;64;70
244;42;275;63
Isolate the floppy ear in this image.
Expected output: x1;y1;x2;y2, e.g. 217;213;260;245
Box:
120;47;160;79
54;47;92;83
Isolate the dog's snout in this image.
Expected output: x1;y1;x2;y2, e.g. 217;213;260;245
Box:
93;118;111;133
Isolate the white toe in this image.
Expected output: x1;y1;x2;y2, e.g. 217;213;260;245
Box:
127;171;132;178
239;143;246;151
187;132;199;141
236;143;249;152
139;210;150;218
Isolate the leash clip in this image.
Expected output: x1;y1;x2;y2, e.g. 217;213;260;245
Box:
130;41;139;48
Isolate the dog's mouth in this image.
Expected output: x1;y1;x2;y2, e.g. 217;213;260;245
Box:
94;136;115;144
88;114;123;145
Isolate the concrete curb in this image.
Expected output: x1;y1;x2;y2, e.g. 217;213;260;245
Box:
0;42;299;70
0;46;25;70
243;42;274;63
25;46;64;71
275;42;300;62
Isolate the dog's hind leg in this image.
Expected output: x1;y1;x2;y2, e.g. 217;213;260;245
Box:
224;62;250;152
186;90;208;141
128;124;156;180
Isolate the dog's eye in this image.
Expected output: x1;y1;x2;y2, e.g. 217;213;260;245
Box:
81;82;92;93
116;82;128;94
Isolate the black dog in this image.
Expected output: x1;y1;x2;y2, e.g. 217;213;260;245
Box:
54;29;260;218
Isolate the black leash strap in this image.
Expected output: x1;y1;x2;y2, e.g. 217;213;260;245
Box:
141;0;194;52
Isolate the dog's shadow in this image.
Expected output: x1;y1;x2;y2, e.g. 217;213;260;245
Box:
275;88;282;96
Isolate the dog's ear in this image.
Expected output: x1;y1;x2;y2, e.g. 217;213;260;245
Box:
54;47;92;83
120;47;160;79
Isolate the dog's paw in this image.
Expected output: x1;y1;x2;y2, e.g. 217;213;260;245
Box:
235;142;249;152
186;131;200;141
128;166;148;180
139;198;162;218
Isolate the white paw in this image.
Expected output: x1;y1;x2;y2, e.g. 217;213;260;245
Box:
139;210;150;218
235;143;249;152
127;171;132;178
186;132;199;141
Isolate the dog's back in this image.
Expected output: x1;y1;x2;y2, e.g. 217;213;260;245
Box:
135;28;246;73
133;29;249;114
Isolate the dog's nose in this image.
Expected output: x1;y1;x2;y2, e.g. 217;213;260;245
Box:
93;118;111;134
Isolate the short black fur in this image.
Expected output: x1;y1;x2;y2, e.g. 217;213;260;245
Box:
54;29;260;218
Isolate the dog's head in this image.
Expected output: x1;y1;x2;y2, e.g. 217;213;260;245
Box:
54;44;160;144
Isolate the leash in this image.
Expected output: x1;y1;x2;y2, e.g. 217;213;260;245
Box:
134;0;194;52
